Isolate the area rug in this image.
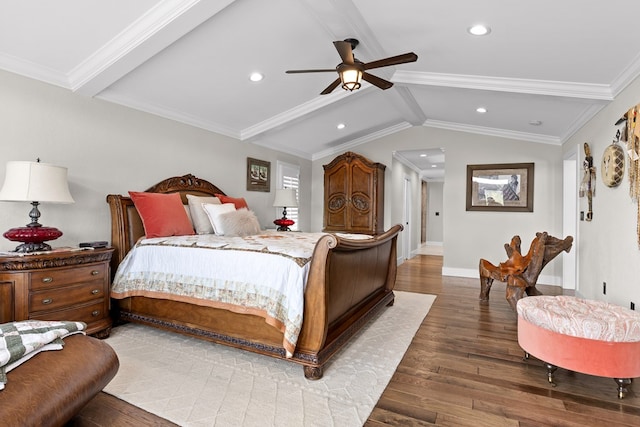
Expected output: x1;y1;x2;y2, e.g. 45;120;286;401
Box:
103;291;435;427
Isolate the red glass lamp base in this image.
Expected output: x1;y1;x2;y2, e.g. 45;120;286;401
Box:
3;225;63;253
273;218;295;232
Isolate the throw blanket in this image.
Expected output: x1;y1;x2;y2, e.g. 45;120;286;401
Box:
111;231;328;357
0;320;87;390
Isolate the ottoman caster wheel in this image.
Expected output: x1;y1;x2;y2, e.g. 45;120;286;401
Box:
614;378;632;399
544;363;557;387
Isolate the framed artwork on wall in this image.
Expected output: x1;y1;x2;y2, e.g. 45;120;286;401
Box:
246;157;270;192
466;162;534;212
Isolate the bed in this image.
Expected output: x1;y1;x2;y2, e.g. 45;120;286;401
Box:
106;173;402;379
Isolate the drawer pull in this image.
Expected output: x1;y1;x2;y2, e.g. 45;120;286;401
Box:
42;298;53;305
91;270;100;276
91;289;100;295
91;310;100;317
42;277;53;283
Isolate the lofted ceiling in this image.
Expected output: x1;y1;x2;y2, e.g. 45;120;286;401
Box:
2;1;640;181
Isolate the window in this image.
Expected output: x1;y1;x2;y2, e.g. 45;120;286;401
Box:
275;161;300;231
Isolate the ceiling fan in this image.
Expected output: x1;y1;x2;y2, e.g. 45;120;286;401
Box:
285;38;418;95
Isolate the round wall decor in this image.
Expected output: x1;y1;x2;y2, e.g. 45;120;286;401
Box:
601;142;625;187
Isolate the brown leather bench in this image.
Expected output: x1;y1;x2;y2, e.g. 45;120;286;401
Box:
0;334;119;427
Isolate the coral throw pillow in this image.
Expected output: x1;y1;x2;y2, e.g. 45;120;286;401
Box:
129;191;195;238
215;194;249;210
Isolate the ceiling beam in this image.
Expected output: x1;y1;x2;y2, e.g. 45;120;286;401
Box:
394;71;614;101
70;0;236;96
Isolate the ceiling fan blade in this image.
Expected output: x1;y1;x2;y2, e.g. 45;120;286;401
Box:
364;52;418;70
362;72;393;90
320;78;341;95
333;40;354;65
286;69;336;74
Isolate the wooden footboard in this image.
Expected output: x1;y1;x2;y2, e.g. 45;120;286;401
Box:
106;174;402;379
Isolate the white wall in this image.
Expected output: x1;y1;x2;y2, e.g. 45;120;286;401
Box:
563;74;640;307
0;70;311;251
311;126;564;283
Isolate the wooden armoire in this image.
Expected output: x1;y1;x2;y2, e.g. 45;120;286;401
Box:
323;151;385;235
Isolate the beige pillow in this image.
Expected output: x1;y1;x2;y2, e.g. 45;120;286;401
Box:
216;209;262;236
187;195;220;234
202;203;236;235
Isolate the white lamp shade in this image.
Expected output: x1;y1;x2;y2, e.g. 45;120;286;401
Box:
0;161;74;203
273;188;298;207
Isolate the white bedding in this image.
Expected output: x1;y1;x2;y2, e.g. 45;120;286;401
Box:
111;231;327;356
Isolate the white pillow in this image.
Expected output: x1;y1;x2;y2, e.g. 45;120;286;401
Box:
187;195;220;234
216;209;262;236
202;203;236;235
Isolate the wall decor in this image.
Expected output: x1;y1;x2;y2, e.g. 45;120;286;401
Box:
579;142;596;221
601;130;625;188
246;157;270;192
621;105;640;246
466;163;534;212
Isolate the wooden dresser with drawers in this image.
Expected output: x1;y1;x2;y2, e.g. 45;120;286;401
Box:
0;247;114;337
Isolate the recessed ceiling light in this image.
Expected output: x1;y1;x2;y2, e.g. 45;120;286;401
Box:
431;165;437;168
476;107;487;113
337;123;345;130
420;154;427;157
529;120;543;126
468;24;491;36
249;72;263;82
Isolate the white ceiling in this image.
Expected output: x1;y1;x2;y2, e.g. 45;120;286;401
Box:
2;1;639;180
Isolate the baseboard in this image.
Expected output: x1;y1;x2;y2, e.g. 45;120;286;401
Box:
424;241;443;246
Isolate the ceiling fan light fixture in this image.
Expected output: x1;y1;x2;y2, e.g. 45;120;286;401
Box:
338;63;363;92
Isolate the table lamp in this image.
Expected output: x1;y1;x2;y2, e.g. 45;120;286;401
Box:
0;160;75;252
272;188;298;231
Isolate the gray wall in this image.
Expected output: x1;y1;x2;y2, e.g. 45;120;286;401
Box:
0;70;311;251
311;126;564;284
0;68;569;287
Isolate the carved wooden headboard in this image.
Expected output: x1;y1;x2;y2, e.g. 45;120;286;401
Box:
106;174;226;272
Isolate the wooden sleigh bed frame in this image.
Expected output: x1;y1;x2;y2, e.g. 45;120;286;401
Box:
106;174;402;379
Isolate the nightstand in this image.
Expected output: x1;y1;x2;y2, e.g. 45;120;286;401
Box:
0;247;115;338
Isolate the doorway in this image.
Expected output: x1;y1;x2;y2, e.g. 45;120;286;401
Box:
403;176;412;260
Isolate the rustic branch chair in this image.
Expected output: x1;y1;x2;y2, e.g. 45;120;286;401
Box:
479;232;573;311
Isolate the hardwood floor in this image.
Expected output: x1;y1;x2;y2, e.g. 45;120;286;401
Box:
367;255;640;427
69;255;640;426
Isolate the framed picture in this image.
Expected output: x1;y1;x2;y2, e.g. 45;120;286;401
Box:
466;163;534;212
246;157;270;192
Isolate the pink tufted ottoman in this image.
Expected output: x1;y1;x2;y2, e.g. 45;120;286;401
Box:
517;295;640;398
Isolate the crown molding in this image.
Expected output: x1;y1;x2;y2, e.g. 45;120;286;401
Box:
0;53;68;88
391;85;427;125
609;50;640;97
98;91;240;139
247;138;314;161
241;91;348;140
559;103;607;142
392;151;422;174
393;71;614;101
423;119;563;145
